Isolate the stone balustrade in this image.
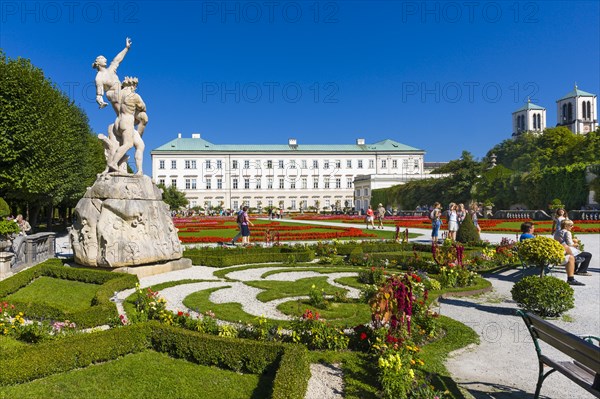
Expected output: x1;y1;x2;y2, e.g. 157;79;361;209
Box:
568;210;600;220
6;232;56;277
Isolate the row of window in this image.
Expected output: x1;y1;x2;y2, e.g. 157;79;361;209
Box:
195;199;353;211
158;177;354;190
158;158;413;170
561;101;595;122
516;113;543;131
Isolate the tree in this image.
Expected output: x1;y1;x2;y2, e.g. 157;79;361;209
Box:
456;213;480;243
157;184;189;210
0;51;105;226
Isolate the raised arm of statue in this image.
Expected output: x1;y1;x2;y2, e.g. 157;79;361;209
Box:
109;37;132;71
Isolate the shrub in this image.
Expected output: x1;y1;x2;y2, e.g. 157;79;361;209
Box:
517;236;565;271
0;197;10;218
308;284;329;309
511;275;574;317
0;219;19;236
358;266;387;285
290;309;349;350
456;213;480;243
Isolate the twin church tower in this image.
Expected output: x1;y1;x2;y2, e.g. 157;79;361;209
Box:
512;85;597;136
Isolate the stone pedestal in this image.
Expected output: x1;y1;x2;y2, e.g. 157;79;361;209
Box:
0;252;15;280
70;174;182;268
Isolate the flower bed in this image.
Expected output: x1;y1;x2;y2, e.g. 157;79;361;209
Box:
174;217;378;243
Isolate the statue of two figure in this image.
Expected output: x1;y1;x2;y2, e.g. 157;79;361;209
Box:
92;38;147;175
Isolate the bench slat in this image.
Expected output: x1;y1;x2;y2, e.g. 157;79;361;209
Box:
534;328;600;374
527;314;600;373
541;356;600;397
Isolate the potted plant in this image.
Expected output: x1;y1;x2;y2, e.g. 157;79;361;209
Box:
0;219;20;251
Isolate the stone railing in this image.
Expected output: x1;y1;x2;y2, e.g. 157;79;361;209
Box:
492;210;552;220
568;210;600;220
4;232;56;277
395;210;429;217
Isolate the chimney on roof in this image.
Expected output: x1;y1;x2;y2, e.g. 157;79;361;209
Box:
192;133;201;139
356;138;365;145
288;138;297;146
177;133;182;138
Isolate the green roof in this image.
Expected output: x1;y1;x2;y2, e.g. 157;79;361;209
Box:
513;101;545;113
152;137;424;153
557;86;596;101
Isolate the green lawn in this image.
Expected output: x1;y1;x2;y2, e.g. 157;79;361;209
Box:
0;350;272;399
277;300;371;327
4;276;100;313
246;276;348;302
182;286;257;324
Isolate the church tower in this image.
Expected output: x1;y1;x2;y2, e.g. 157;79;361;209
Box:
512;99;546;136
556;85;597;134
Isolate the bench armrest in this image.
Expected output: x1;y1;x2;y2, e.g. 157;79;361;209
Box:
580;335;600;346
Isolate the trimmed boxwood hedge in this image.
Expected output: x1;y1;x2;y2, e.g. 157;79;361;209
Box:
0;259;138;327
335;241;410;256
0;322;310;399
184;246;315;267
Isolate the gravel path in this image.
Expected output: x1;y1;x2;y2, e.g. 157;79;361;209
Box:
305;363;345;399
441;233;600;399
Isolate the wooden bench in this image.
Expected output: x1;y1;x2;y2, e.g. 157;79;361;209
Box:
518;310;600;398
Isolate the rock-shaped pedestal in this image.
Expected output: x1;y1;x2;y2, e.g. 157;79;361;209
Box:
70;174;182;268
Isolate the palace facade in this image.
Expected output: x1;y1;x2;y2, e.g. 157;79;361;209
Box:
151;135;425;212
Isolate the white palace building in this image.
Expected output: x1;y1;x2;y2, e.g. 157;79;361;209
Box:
151;135;440;212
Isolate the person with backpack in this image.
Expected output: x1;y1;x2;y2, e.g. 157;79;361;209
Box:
231;208;244;245
430;202;442;243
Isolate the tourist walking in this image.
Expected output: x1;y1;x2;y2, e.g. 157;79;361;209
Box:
240;206;254;245
551;208;567;236
447;203;458;241
231;208;244;245
377;203;386;229
430;202;442;243
365;205;375;229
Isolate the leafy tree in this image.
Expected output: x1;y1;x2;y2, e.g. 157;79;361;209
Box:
157;184;189;210
0;51;105;226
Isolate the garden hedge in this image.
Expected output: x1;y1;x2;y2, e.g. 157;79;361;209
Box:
184;246;315;267
0;322;310;399
0;259;138;327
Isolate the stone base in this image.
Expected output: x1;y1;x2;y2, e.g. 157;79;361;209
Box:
113;258;192;278
65;257;192;278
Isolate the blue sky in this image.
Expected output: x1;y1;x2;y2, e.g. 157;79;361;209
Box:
1;1;599;172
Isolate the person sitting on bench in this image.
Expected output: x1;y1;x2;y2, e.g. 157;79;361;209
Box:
554;219;593;277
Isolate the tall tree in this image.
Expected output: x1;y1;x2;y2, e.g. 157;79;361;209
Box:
0;52;105;225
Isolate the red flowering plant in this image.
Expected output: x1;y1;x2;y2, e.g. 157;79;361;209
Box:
368;273;439;398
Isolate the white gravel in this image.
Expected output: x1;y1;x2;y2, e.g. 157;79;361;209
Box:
305;363;345;399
